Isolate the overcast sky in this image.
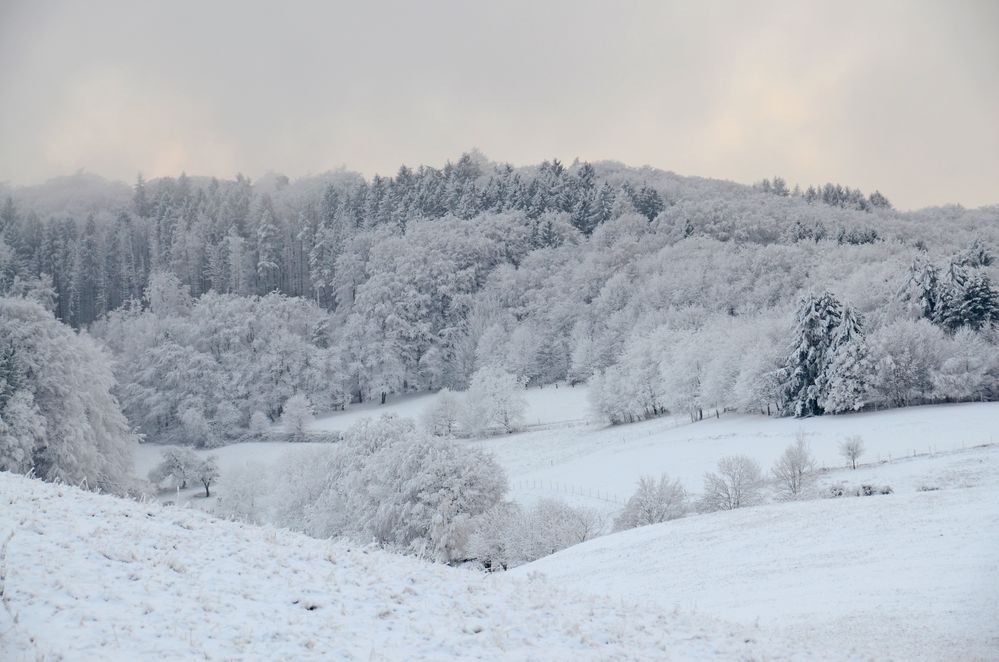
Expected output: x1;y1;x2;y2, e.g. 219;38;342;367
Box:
1;0;996;209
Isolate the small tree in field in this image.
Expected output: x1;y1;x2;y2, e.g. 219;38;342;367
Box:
462;366;527;434
422;388;461;437
839;435;865;470
148;447;200;489
197;456;220;497
771;434;816;500
700;455;763;512
614;474;688;531
281;393;314;441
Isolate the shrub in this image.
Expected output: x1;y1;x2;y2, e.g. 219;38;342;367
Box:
614;474;688;531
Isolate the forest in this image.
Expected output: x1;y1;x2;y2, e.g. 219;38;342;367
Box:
1;154;997;460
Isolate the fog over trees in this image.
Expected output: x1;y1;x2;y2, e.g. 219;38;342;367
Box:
0;154;997;454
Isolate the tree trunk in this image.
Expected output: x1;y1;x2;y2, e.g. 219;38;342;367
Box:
380;391;387;405
203;481;210;498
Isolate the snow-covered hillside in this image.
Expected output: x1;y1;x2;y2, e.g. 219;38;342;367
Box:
0;472;799;661
515;477;999;660
469;401;999;510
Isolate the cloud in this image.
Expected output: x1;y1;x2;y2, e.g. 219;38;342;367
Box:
0;0;996;209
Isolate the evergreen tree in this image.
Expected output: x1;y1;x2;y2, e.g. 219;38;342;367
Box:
779;292;843;417
817;306;870;413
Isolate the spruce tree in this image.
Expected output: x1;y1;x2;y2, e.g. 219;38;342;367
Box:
817;306;870;413
779;292;843;417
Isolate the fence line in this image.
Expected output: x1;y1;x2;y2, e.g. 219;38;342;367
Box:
510;478;626;506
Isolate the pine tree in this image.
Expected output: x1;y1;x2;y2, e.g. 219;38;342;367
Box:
817;306;870;413
779;292;843;417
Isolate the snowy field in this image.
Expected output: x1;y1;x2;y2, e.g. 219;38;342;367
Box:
136;388;999;517
514;479;999;660
0;472;800;661
11;392;999;659
308;383;593;434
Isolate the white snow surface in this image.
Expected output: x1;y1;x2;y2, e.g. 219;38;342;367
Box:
308;383;593;434
515;479;999;661
1;472;799;661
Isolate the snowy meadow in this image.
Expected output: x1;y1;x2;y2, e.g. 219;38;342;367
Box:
1;118;998;660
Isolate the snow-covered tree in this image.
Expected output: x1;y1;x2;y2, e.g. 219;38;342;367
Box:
817;306;870;413
197;456;220;497
614;474;688;531
148;447;200;489
249;410;272;439
839;435;865;470
771;434;816;500
779;292;843;417
867;318;945;407
462;365;527;434
281;393;314;441
0;297;136;491
700;455;763;512
422;388;461;437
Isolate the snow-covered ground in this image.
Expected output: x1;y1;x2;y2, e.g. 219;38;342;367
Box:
308;383;593;434
0;472;800;661
10;395;999;659
137;391;999;517
467;401;999;510
514;479;999;660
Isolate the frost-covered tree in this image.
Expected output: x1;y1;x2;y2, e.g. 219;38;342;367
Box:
700;455;763;512
839;435;865;470
281;393;314;441
462;365;527;434
179;407;212;447
867;318;945;407
771;434;816;500
249;410;272;439
932;327;996;401
779;292;843;417
0;297;135;491
148;447;200;489
614;474;688;531
817;306;870;413
197;456;220;497
421;388;461;437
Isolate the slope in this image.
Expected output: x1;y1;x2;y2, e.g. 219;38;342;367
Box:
1;472;802;661
513;481;999;660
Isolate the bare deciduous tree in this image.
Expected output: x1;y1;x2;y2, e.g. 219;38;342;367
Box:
614;474;688;531
700;455;763;512
839;435;865;470
772;433;816;500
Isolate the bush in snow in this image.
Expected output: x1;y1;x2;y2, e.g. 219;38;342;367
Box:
839;435;865;469
461;366;527;435
267;415;508;563
858;484;893;496
700;455;763;512
469;498;604;570
0;297;136;492
281;393;314;441
771;434;817;500
614;474;688;531
422;388;461;437
148;447;200;489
